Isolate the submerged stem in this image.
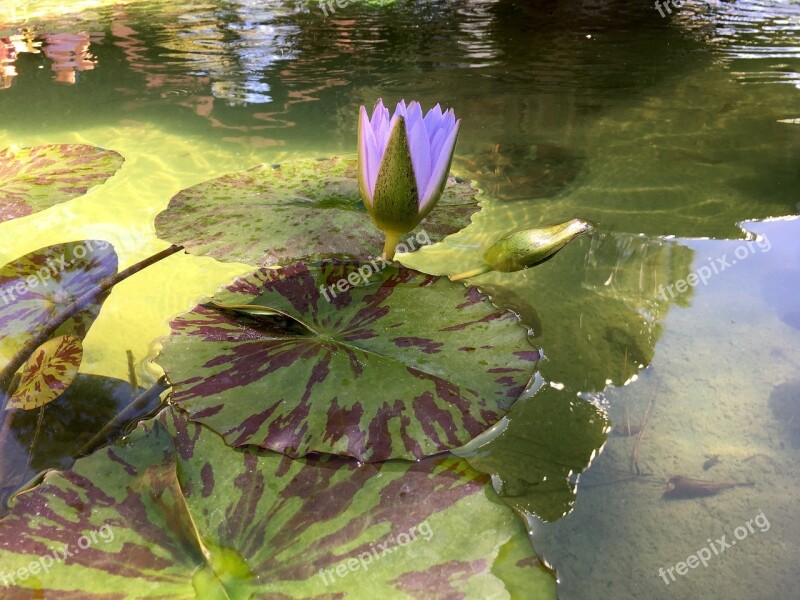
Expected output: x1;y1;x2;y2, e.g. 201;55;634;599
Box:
449;265;491;282
78;376;169;457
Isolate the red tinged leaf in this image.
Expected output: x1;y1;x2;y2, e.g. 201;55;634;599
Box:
0;407;557;598
7;335;83;410
157;262;539;462
0;144;124;223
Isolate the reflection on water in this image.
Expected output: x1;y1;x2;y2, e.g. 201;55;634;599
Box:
0;0;798;598
686;0;800;88
0;373;166;516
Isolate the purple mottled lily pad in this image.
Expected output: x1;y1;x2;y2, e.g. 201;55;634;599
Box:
157;262;539;462
154;157;481;268
0;407;556;598
0;241;118;374
7;335;83;411
0;144;124;223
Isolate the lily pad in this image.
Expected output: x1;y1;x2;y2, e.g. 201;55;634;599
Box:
404;231;692;391
158;262;539;462
154;156;482;268
0;240;118;372
461;386;609;522
0;407;557;599
0;144;124;223
7;335;83;411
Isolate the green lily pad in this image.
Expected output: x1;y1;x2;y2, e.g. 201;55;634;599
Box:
0;241;119;373
0;144;124;223
158;262;539;462
7;335;83;411
154;157;482;268
0;407;557;599
404;232;693;391
461;386;609;522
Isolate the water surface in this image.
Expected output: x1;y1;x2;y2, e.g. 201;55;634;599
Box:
1;1;799;598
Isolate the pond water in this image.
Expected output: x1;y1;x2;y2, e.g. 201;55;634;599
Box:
0;0;799;598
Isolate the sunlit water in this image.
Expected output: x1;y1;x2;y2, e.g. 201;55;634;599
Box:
1;0;799;598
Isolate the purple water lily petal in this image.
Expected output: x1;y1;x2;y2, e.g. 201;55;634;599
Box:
407;118;432;202
357;99;462;231
358;106;380;202
423;121;461;210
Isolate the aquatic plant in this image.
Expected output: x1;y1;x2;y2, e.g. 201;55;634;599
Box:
154;157;480;267
358;99;460;260
0;144;123;224
0;118;598;596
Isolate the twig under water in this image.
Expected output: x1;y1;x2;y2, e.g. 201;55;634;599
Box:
77;376;169;457
632;385;658;475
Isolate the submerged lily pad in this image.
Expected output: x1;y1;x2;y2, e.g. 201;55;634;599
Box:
0;241;118;372
158;262;539;462
452;142;584;200
154;157;481;268
7;335;83;411
0;407;557;599
0;144;124;223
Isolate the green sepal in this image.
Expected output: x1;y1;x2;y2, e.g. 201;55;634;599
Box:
371;116;421;235
484;219;593;272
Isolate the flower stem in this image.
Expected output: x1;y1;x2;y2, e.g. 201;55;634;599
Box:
449;265;491;282
382;231;403;261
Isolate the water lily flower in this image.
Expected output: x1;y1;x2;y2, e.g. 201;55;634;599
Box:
358;99;460;259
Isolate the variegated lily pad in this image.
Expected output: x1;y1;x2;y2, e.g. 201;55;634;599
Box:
0;407;557;599
0;241;118;372
7;335;82;411
154;157;481;267
0;144;124;223
158;262;539;462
